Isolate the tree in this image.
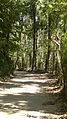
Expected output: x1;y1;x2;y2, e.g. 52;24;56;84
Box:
0;0;23;76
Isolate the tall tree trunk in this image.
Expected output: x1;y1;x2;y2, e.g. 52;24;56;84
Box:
52;36;64;90
61;16;66;89
45;14;51;72
56;48;64;90
32;2;37;71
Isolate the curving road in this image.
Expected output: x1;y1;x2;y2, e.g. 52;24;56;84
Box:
0;71;67;119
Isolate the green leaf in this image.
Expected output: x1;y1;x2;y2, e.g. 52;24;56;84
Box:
0;18;3;22
48;4;53;8
60;14;64;18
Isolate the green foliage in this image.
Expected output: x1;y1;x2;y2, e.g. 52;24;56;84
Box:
61;33;67;80
0;0;67;82
0;0;22;76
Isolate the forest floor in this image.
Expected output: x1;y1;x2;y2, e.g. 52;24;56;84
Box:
0;71;67;119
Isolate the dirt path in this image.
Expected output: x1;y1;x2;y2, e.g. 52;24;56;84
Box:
0;71;67;119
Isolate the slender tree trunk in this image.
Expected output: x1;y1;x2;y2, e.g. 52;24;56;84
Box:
32;2;37;71
29;53;32;69
56;48;64;89
6;33;10;55
52;52;55;73
52;36;64;90
45;14;51;72
61;16;66;89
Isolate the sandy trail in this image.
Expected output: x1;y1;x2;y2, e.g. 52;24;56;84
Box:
0;71;67;119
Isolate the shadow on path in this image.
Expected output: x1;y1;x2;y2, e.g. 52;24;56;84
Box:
0;71;67;119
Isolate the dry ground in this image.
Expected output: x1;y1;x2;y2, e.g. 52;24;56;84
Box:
0;71;67;119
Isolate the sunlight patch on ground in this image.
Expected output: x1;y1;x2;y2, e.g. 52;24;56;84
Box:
0;78;61;95
11;78;58;83
0;111;67;119
0;101;28;110
18;101;28;105
0;84;40;94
